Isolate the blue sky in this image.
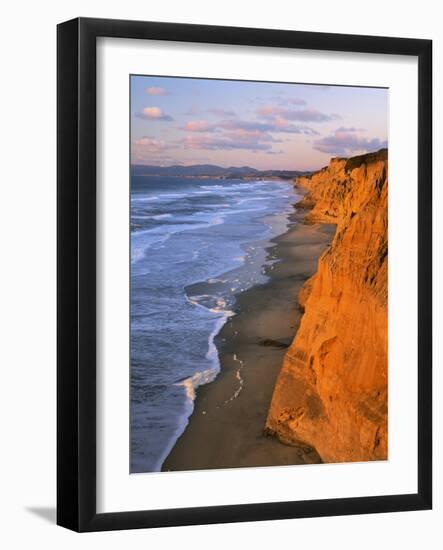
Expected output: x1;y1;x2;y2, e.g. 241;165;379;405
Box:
131;75;388;171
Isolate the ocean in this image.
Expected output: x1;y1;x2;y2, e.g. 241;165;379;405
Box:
130;175;298;473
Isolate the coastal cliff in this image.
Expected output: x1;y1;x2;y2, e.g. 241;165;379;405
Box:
266;149;388;463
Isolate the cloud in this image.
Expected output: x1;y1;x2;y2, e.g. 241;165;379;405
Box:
177;112;322;154
179;117;290;152
134;136;166;148
132;136;177;164
257;105;339;122
183;134;272;151
133;135;176;153
207;107;237;117
335;126;365;132
256;105;283;118
270;118;319;135
182;120;214;132
181;117;318;136
137;107;173;121
145;87;169;96
220;119;273;132
224;118;318;135
223;128;281;143
181;119;273;133
312;129;387;156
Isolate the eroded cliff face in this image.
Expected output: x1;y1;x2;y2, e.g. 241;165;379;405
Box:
266;149;388;463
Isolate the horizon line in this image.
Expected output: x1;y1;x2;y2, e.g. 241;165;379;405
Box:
129;145;388;173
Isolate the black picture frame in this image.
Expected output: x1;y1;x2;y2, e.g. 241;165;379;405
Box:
57;17;432;532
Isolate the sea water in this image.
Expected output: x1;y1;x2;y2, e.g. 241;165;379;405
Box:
130;175;297;473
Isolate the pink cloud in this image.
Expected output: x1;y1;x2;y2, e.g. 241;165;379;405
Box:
313;128;387;156
183;134;272;151
131;135;179;164
134;136;165;148
221;118;317;135
184;120;213;132
143;107;162;118
145;87;169;96
256;105;282;118
274;117;289;129
179;117;317;136
257;105;339;122
223;128;278;143
137;107;173;121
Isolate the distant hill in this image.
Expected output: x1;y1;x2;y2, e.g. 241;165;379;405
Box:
131;164;309;180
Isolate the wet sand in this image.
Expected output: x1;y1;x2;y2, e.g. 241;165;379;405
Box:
163;199;336;472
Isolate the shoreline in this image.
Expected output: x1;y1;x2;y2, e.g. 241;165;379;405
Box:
162;195;336;472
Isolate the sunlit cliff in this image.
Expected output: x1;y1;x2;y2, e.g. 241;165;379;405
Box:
266;149;388;463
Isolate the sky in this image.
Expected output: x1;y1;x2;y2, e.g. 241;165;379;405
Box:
130;75;388;171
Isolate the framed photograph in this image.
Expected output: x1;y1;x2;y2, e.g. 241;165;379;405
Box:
57;17;432;531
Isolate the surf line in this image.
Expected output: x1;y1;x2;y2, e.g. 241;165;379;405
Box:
223;353;245;405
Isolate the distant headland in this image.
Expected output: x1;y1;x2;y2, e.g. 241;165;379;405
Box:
131;163;311;180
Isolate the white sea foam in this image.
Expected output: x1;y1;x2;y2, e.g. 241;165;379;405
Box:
186;294;235;316
210;215;224;226
200;184;224;190
151;213;173;220
174;314;230;403
131;195;159;203
131;232;171;264
234;256;245;263
224;353;245;404
175;368;219;401
132;213;173;220
157;192;189;199
131;246;147;264
131;214;226;265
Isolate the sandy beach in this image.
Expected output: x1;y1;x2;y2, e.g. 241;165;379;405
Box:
163;197;336;472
